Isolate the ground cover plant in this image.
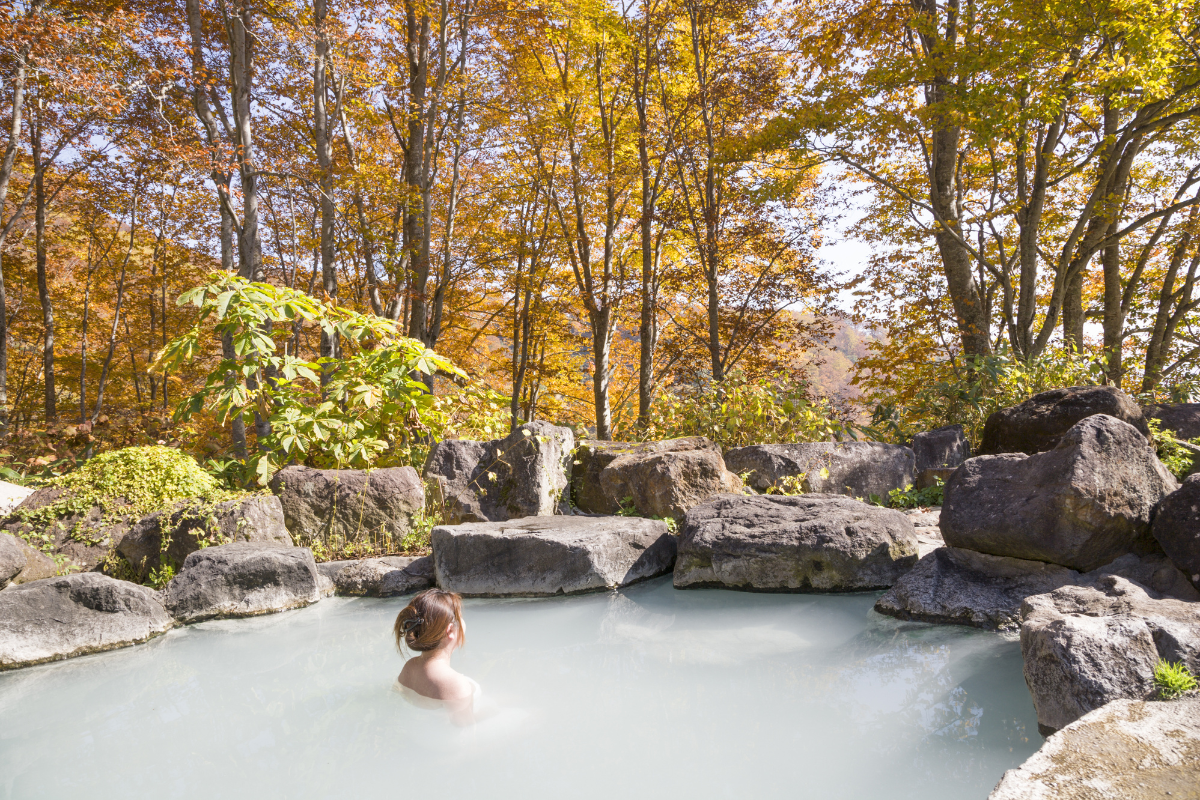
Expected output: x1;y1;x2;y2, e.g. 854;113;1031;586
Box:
1154;659;1198;699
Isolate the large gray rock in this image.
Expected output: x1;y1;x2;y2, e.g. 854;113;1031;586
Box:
431;515;676;596
598;447;742;520
1144;401;1200;441
316;555;434;597
572;437;719;514
723;442;915;499
162;542;321;623
1152;473;1200;590
980;385;1149;455
423;421;573;524
269;466;424;544
0;573;173;670
116;494;292;579
912;425;969;472
988;697;1200;800
875;548;1199;632
1020;575;1200;732
942;415;1177;571
0;532;56;588
674;494;918;591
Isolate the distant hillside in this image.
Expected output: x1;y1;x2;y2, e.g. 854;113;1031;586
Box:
792;315;880;402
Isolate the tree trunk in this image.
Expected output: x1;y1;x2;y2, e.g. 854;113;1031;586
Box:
0;38;34;432
314;0;338;373
33;93;54;423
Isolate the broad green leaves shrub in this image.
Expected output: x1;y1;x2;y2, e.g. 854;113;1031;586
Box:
639;371;856;448
863;344;1103;448
1148;418;1199;480
155;274;464;484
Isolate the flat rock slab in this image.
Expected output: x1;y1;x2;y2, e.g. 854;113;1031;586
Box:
980;385;1149;455
0;480;33;516
988;697;1200;800
317;555;434;597
723;442;915;499
432;516;676;596
877;549;1200;632
1021;575;1200;732
876;547;1081;631
0;573;173;670
943;415;1177;571
674;494;918;592
162;542;322;623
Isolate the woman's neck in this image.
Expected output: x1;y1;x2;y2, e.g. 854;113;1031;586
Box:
417;645;454;666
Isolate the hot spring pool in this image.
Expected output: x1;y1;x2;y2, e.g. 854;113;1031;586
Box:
0;577;1038;799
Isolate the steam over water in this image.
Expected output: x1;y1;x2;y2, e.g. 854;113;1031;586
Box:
0;578;1038;799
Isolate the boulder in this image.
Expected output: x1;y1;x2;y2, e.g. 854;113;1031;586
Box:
723;442;915;499
1151;473;1200;590
915;467;956;490
0;573;173;670
0;480;33;515
2;486;136;571
942;415;1177;571
316;555;434;597
673;493;918;591
988;697;1200;800
1144;401;1200;441
1020;575;1200;732
161;542;322;623
116;494;292;579
599;447;743;520
572;437;719;514
0;532;56;588
423;421;574;524
431;515;676;596
912;424;969;472
980;385;1149;456
269;466;424;544
877;549;1200;632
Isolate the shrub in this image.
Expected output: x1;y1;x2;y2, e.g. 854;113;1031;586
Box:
639;370;856;448
1154;659;1198;699
155;274;463;485
1147;418;1199;480
860;343;1102;448
21;445;231;523
887;479;944;509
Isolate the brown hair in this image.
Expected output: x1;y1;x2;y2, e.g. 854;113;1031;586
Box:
393;588;466;653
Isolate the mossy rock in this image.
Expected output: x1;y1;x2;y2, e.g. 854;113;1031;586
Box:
3;446;244;574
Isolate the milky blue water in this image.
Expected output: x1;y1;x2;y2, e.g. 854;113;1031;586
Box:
0;577;1038;800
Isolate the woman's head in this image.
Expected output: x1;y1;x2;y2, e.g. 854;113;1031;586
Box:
394;588;466;653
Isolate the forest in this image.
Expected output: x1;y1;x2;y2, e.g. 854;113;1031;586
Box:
1;0;1199;481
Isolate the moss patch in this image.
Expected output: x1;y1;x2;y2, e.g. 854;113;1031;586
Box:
18;446;237;526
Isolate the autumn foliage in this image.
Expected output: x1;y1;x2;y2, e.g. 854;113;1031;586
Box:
1;0;1199;475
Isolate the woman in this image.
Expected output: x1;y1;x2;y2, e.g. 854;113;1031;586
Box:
394;588;479;726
